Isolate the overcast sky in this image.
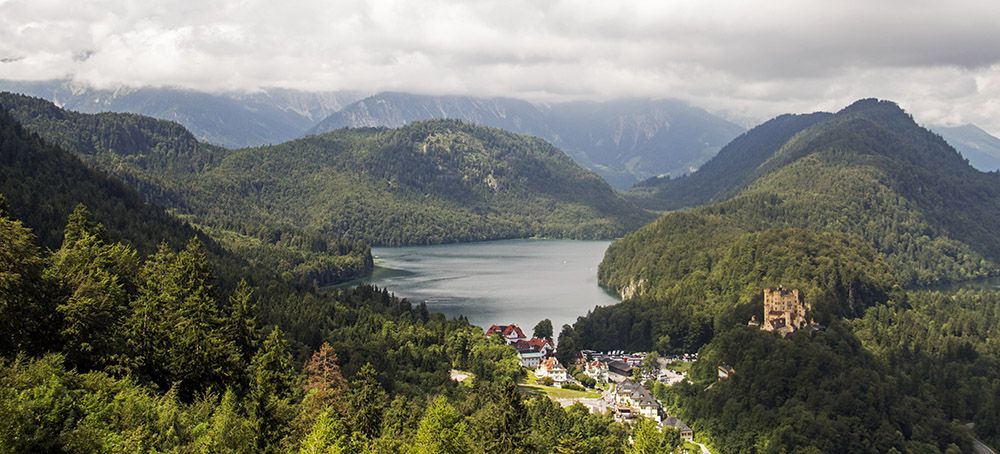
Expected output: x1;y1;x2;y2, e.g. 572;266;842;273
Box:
2;0;1000;132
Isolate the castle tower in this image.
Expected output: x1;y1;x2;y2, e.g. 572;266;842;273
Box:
762;286;809;335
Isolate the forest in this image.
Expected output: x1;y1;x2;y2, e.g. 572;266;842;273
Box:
0;202;688;453
564;99;1000;451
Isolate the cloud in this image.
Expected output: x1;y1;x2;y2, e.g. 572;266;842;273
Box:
1;0;1000;133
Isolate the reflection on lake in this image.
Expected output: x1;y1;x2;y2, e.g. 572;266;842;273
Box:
366;239;621;332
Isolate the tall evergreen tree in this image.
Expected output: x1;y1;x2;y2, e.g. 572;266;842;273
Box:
48;204;138;371
127;238;239;396
470;381;529;453
347;363;388;440
249;327;298;451
227;279;259;366
414;396;469;454
0;204;54;356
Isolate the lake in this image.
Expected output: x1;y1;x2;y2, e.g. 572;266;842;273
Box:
366;239;621;333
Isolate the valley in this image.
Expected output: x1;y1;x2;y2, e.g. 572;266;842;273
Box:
3;86;1000;452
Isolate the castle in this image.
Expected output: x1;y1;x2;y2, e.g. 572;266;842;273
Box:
753;286;811;335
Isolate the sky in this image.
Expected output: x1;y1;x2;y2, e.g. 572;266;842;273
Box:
2;0;1000;133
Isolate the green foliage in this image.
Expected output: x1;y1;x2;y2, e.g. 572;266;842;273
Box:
413;396;469;454
127;238;241;397
629;417;681;454
667;324;971;453
347;363;389;440
182;119;651;247
0;205;634;452
848;290;1000;448
0;93;371;288
0;209;55;356
249;327;298;450
533;318;554;339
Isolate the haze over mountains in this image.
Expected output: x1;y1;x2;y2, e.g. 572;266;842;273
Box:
312;93;747;188
932;123;1000;172
1;81;746;188
0;79;366;148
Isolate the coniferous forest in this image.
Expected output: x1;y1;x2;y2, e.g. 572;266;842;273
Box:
3;77;1000;453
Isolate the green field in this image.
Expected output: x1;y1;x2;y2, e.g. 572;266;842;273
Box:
519;373;602;399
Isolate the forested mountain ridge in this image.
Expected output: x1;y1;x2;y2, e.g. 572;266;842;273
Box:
0;79;365;148
558;99;1000;451
629;112;832;210
0;108;208;255
604;98;1000;299
309;92;744;188
0;92;372;288
191;119;654;246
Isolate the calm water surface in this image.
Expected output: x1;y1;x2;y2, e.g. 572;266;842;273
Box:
367;239;620;332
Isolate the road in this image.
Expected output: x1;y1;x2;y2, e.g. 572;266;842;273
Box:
973;437;996;454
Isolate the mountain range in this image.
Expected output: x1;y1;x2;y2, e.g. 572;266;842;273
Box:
931;123;1000;172
0;92;650;250
310;92;746;188
563;98;1000;451
0;79;366;148
1;82;745;188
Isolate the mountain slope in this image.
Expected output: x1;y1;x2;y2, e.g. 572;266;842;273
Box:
545;99;746;188
192;120;653;246
0;79;365;148
0;93;372;287
603;99;1000;305
309;92;744;188
0;109;207;255
562;100;1000;451
932;123;1000;172
629;112;832;210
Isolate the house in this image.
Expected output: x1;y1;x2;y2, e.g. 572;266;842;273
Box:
526;337;555;356
584;360;609;383
485;324;527;345
535;357;569;384
662;417;694;442
607;360;633;382
717;364;735;381
614;380;662;422
513;340;545;368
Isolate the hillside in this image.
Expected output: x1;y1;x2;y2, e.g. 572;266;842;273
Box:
191;119;654;246
309;92;744;188
0;93;372;287
603;99;1000;305
0;79;365;148
563;99;1000;451
932;123;1000;172
0;109;207;255
629;112;832;210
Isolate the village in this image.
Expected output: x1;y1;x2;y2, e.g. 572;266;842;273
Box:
481;323;698;446
467;287;818;453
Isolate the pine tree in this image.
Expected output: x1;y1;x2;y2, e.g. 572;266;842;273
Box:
249;327;298;451
227;279;259;365
414;396;469;454
127;238;239;396
48;204;138;371
347;363;388;440
195;388;255;452
470;381;529;453
0;206;54;356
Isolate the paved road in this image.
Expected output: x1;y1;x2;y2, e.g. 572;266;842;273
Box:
973;437;997;454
